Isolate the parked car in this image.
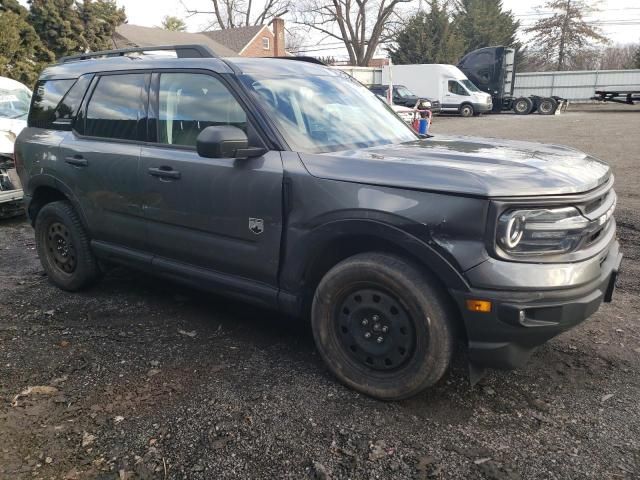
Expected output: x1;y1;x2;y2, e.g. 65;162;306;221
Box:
369;84;441;114
16;46;622;400
381;64;493;117
0;76;31;218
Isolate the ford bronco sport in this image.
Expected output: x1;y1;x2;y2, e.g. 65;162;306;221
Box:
15;46;622;400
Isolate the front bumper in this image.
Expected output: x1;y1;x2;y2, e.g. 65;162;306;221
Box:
473;102;493;113
450;240;622;369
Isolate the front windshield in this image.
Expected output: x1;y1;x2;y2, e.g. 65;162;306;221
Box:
240;73;417;154
0;88;31;120
460;79;480;93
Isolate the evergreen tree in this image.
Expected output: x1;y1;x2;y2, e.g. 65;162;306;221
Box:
161;15;187;32
453;0;520;53
387;1;464;65
0;0;54;85
79;0;126;52
29;0;126;59
28;0;85;58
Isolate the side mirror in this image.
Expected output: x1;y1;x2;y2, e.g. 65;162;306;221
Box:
196;126;265;159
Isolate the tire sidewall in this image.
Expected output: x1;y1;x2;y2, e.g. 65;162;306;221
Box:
460;104;474;117
35;202;95;291
312;255;452;400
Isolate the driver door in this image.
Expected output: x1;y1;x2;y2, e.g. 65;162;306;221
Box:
140;71;283;287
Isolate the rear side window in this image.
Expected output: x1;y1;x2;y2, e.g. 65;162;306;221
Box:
54;75;93;127
29;80;76;128
85;74;147;141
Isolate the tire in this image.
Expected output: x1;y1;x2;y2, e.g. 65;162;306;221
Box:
35;200;101;291
513;97;534;115
311;252;455;400
538;97;558;115
459;103;474;117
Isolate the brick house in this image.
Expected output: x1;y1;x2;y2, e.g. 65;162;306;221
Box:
113;18;286;58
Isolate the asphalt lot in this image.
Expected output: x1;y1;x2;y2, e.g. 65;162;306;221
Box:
1;106;639;480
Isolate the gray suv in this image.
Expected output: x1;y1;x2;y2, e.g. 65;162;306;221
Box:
16;45;622;400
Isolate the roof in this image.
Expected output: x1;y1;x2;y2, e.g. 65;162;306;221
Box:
40;56;333;81
114;24;237;57
199;25;267;54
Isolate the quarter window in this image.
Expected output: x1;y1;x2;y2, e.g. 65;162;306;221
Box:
29;79;75;128
158;73;247;147
85;74;147;140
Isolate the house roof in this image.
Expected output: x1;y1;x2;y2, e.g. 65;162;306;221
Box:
199;25;268;54
114;24;237;57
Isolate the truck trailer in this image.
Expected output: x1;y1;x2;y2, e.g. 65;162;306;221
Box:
458;46;568;115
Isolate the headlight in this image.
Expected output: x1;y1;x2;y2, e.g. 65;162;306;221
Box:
497;207;591;256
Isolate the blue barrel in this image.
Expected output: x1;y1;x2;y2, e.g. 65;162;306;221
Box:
418;118;429;135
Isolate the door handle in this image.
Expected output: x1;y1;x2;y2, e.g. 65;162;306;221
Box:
148;166;181;180
65;155;88;167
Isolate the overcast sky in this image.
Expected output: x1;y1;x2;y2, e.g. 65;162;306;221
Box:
114;0;640;58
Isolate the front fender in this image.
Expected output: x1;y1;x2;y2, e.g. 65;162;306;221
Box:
279;218;471;313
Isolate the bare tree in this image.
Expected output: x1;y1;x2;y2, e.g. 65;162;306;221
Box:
295;0;412;66
599;43;639;70
525;0;608;71
181;0;290;29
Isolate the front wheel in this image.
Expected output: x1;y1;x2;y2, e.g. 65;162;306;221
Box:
311;253;455;400
459;104;474;117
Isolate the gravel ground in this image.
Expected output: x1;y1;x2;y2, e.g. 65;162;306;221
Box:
1;107;639;480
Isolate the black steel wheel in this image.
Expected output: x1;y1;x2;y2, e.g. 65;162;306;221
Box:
45;221;77;274
312;253;455;400
336;288;416;371
35;201;101;291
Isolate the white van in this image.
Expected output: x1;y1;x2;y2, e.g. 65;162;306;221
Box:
382;64;493;117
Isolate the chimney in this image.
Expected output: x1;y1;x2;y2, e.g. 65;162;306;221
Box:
272;17;285;57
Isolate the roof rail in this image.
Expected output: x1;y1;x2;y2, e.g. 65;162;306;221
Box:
273;56;327;66
59;44;217;63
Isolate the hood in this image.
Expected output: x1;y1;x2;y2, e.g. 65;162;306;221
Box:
0;118;26;156
299;135;611;197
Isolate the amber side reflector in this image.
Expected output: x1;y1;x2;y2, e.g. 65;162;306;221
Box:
466;299;492;313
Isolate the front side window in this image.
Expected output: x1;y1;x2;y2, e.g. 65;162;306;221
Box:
85;74;147;140
158;73;247;147
241;72;417;154
448;80;469;96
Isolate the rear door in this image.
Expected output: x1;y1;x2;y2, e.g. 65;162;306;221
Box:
140;70;283;286
59;72;149;251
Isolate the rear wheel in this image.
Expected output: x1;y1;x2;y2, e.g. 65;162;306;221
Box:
513;97;534;115
538;97;558;115
311;253;455;400
459;103;474;117
35;201;101;291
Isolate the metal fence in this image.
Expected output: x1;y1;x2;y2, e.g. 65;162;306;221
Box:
513;69;640;102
